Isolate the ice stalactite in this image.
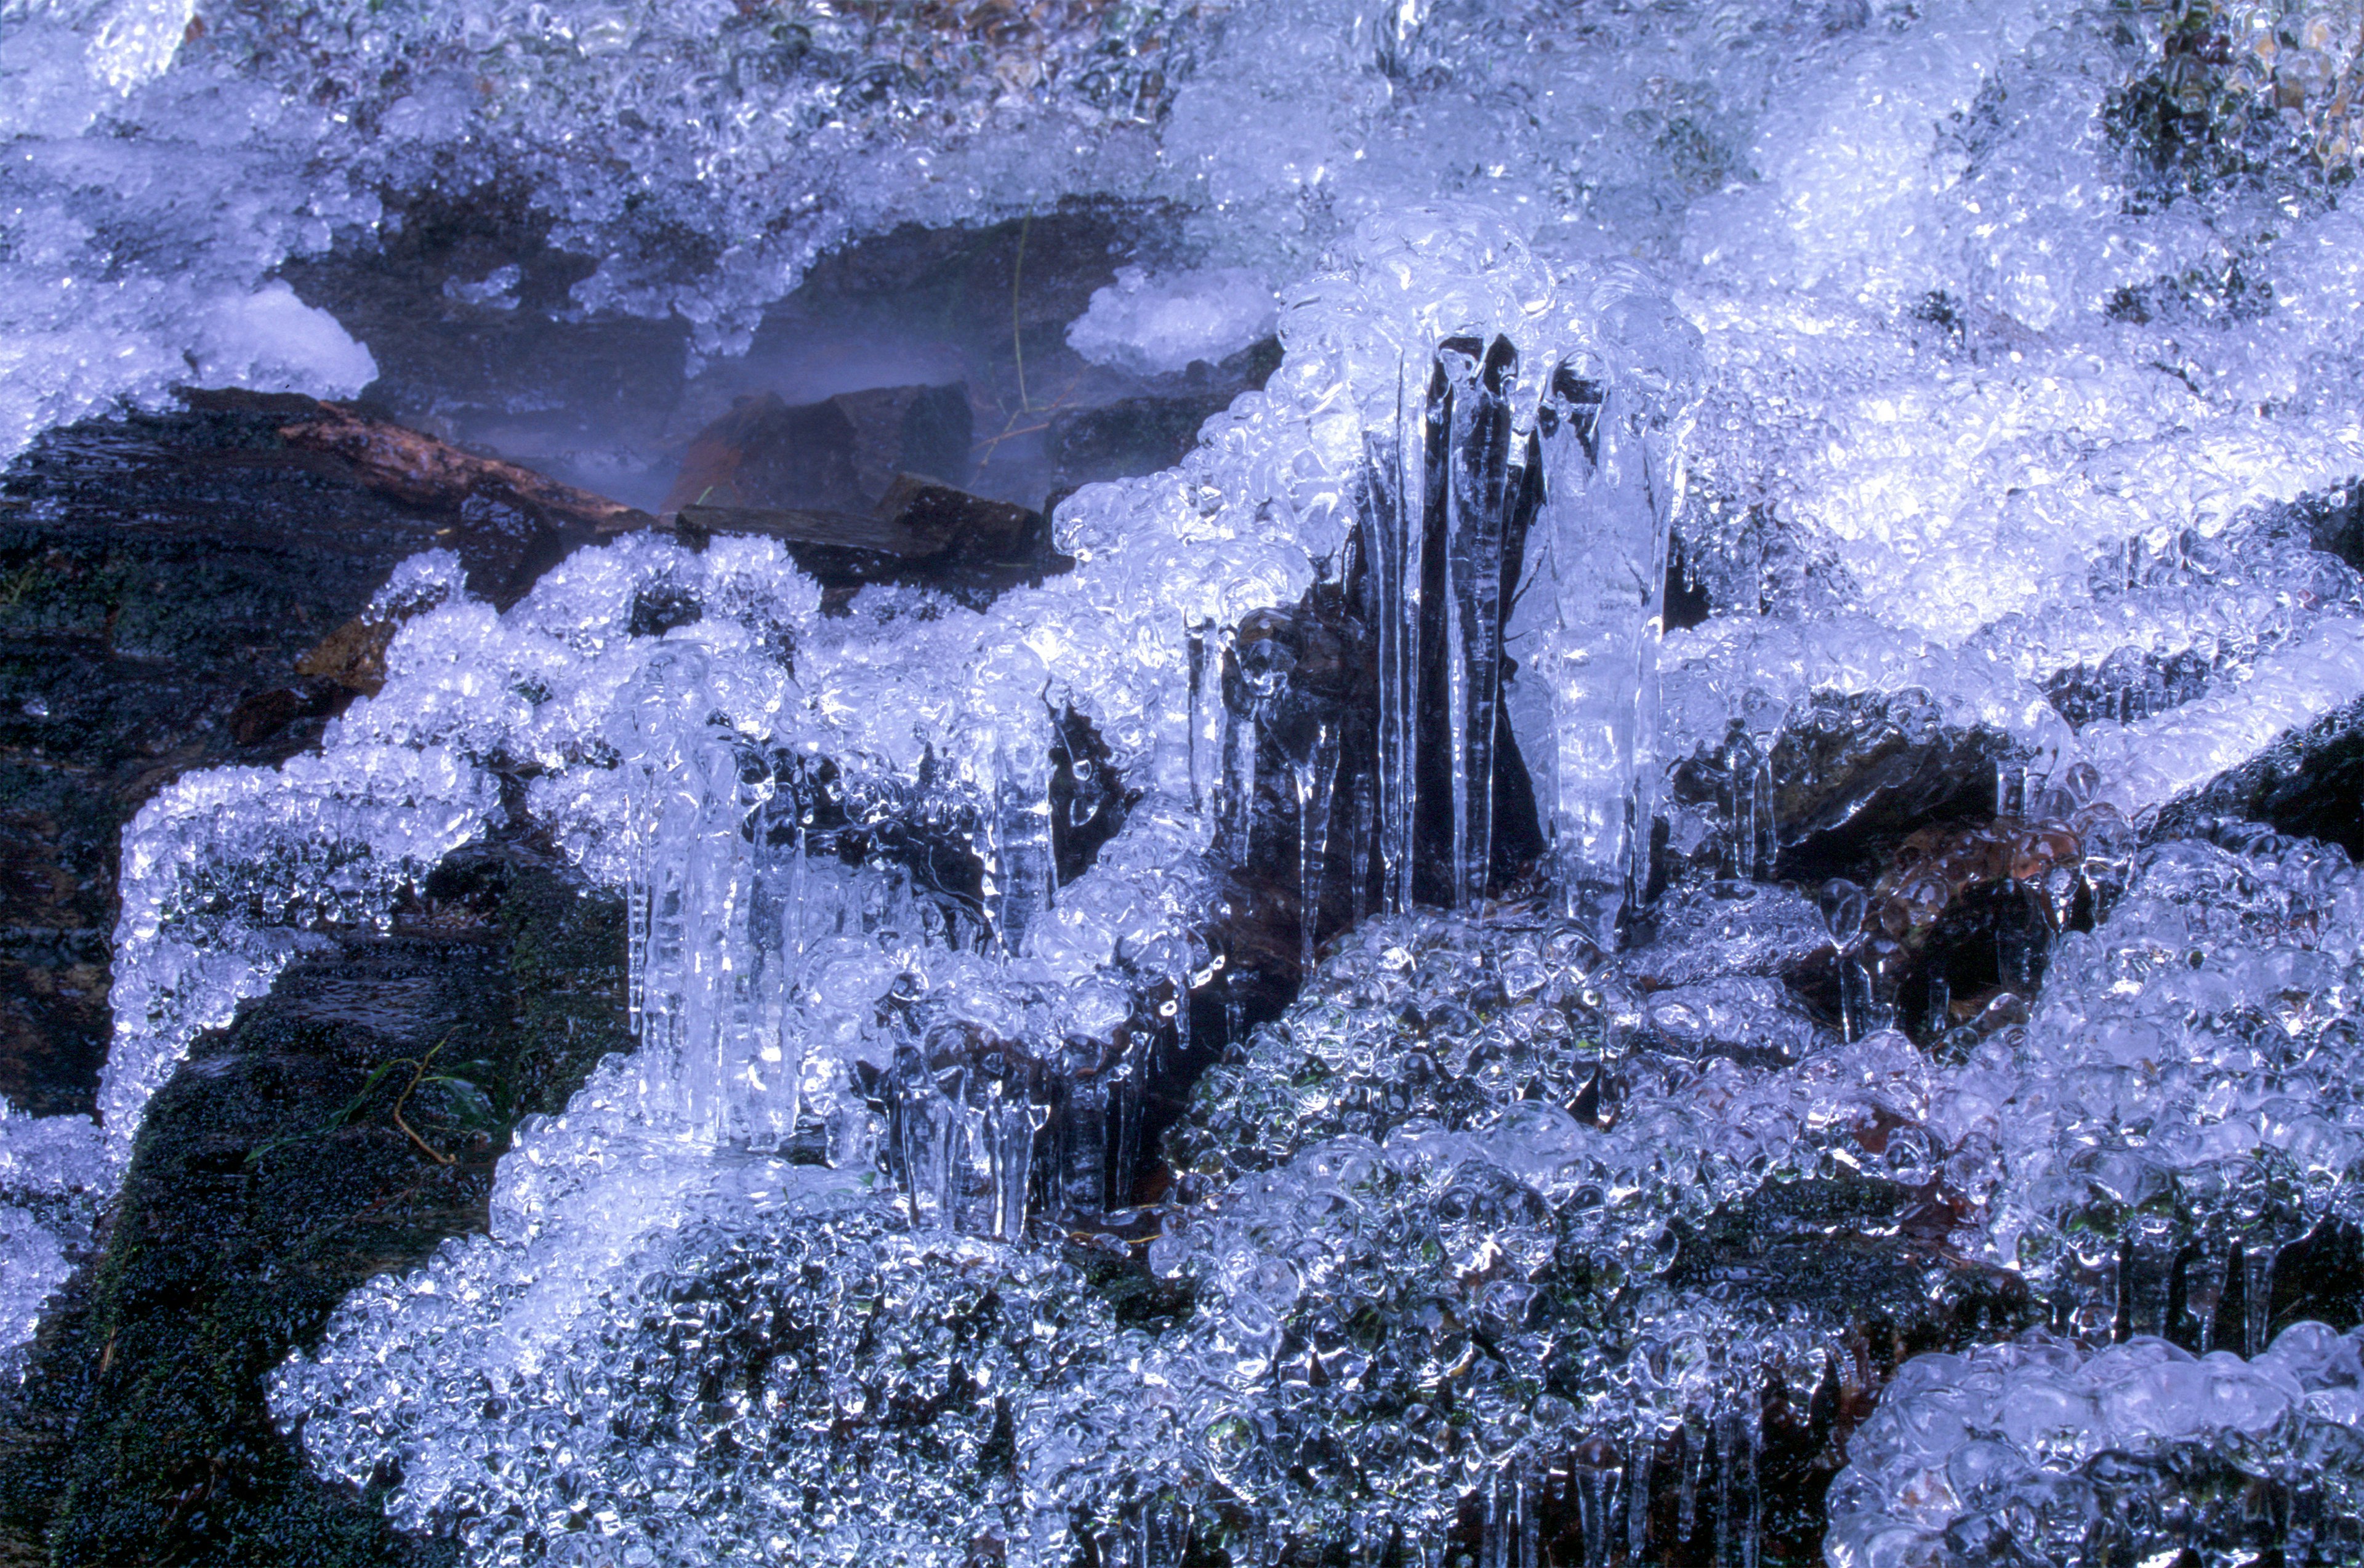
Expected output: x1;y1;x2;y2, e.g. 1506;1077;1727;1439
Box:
1357;313;1691;941
1519;348;1687;943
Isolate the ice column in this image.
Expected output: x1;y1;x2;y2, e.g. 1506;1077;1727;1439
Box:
621;648;796;1146
1523;357;1681;944
1367;336;1545;912
1363;274;1688;934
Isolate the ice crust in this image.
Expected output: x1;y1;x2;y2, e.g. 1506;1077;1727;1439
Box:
1827;1325;2364;1565
276;823;2364;1566
1065;266;1280;376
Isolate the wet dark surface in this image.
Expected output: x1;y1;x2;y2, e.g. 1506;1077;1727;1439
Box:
0;840;629;1568
0;404;459;1119
2151;691;2364;858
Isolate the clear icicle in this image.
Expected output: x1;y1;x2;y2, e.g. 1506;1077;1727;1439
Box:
1369;380;1420;917
2245;1239;2277;1358
1187;616;1221;819
1292;722;1340;976
1628;1441;1654;1562
1575;1441;1620;1568
1441;336;1516;907
1526;358;1678;945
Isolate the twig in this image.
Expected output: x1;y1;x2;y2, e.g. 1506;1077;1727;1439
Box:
391;1037;457;1166
1012;214;1031;412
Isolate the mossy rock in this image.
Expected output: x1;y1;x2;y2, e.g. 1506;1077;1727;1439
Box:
0;843;629;1567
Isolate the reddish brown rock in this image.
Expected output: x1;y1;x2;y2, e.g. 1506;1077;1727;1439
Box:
661;384;973;517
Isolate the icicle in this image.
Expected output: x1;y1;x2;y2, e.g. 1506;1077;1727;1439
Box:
1574;1439;1620;1568
1749;749;1777;879
987;734;1056;955
1348;767;1376;927
1678;1415;1704;1542
1110;1058;1141;1209
1995;762;2027;818
1721;1407;1762;1568
1186;615;1219;818
2124;1216;2179;1338
1370;378;1420;916
1817;879;1870;1043
1923;968;1953;1037
1627;1440;1654;1562
2243;1238;2276;1357
1223;696;1260;865
1713;1410;1733;1568
895;1050;963;1230
1532;356;1669;944
1060;1075;1110;1219
1482;1465;1508;1568
985;1080;1042;1237
1292;720;1341;977
1169;952;1192;1061
1739;691;1785;880
625;880;649;1040
1997;889;2043;994
1441;336;1516;907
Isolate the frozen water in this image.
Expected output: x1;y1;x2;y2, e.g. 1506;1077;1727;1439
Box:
1066;266;1280;377
0;1098;104;1377
10;0;2364;1559
1827;1324;2364;1565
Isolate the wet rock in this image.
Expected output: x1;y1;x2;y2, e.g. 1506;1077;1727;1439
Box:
677;475;1053;609
1665;690;2030;887
660;383;973;517
269;398;654;606
223;679;356;747
2148;690;2364;858
0;403;465;1119
0;841;628;1568
1042;336;1282;491
291;615;401;698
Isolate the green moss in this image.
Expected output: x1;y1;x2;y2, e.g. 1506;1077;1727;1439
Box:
0;852;628;1567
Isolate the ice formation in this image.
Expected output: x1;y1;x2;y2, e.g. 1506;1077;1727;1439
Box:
1827;1325;2364;1564
1066;267;1282;377
7;0;2364;1561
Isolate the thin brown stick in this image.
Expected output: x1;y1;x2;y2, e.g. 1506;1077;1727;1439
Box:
390;1035;457;1167
1012;214;1032;412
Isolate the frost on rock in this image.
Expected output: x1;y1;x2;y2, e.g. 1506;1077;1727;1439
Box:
0;1099;105;1377
99;741;497;1162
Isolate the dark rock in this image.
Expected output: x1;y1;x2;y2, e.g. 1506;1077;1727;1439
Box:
266;398;654;606
2148;691;2364;858
0;403;472;1119
1665;690;2030;887
1662;531;1716;631
223;680;356;747
677;475;1055;611
0;842;629;1568
291;616;402;698
1041;337;1282;491
660;384;973;517
2297;478;2364;574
